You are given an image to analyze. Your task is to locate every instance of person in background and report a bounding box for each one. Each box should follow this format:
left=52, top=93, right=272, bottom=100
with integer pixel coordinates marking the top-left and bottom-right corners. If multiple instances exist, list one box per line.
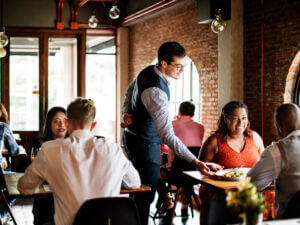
left=32, top=106, right=67, bottom=225
left=0, top=103, right=19, bottom=170
left=159, top=101, right=204, bottom=225
left=0, top=103, right=20, bottom=221
left=199, top=101, right=274, bottom=225
left=18, top=98, right=141, bottom=225
left=248, top=103, right=300, bottom=218
left=121, top=41, right=221, bottom=225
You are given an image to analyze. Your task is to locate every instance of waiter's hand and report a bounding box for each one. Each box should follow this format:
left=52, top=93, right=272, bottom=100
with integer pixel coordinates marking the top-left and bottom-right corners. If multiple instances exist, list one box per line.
left=121, top=113, right=133, bottom=128
left=192, top=159, right=222, bottom=176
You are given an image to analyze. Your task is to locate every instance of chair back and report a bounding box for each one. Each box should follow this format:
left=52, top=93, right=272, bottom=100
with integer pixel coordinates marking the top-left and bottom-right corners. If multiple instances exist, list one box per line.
left=168, top=147, right=200, bottom=186
left=170, top=146, right=200, bottom=173
left=281, top=190, right=300, bottom=219
left=72, top=197, right=140, bottom=225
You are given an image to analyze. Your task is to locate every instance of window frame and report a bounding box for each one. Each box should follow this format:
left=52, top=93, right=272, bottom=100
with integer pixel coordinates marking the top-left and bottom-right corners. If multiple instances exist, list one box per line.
left=1, top=28, right=86, bottom=132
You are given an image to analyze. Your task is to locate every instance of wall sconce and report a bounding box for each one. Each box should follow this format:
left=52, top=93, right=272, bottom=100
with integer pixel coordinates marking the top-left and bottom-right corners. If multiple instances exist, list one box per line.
left=0, top=0, right=8, bottom=57
left=88, top=10, right=98, bottom=28
left=109, top=2, right=120, bottom=20
left=211, top=9, right=226, bottom=34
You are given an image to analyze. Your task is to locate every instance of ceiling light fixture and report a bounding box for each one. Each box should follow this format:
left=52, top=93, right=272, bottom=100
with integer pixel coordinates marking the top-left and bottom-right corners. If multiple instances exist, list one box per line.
left=211, top=9, right=226, bottom=34
left=0, top=0, right=8, bottom=57
left=109, top=1, right=120, bottom=20
left=88, top=10, right=98, bottom=28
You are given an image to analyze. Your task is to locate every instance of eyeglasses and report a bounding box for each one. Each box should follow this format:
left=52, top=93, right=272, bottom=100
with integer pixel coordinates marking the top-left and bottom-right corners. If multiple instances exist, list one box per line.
left=169, top=63, right=186, bottom=72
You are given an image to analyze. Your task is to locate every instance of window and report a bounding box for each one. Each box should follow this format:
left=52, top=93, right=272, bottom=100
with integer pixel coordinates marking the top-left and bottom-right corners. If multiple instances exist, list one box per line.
left=48, top=38, right=77, bottom=109
left=85, top=35, right=116, bottom=141
left=9, top=37, right=39, bottom=131
left=169, top=58, right=202, bottom=122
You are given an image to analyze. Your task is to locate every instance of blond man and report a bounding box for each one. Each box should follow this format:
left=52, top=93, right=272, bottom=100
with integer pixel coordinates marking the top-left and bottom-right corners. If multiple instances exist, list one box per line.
left=18, top=98, right=141, bottom=225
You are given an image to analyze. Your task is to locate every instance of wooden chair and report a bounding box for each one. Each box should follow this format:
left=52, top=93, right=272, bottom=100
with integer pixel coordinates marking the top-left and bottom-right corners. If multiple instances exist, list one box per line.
left=72, top=197, right=140, bottom=225
left=0, top=169, right=17, bottom=225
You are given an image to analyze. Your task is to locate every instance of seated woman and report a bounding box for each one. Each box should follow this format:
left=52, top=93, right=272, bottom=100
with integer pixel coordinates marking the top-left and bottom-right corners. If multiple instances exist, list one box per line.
left=199, top=101, right=274, bottom=225
left=0, top=103, right=19, bottom=170
left=32, top=106, right=67, bottom=225
left=0, top=104, right=20, bottom=220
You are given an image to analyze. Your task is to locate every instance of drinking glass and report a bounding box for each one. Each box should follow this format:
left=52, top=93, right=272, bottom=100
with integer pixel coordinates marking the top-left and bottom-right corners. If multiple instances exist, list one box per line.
left=31, top=147, right=40, bottom=162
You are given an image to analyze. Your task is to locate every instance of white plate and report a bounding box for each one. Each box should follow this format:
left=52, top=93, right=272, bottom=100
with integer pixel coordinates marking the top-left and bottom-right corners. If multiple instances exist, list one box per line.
left=213, top=167, right=250, bottom=181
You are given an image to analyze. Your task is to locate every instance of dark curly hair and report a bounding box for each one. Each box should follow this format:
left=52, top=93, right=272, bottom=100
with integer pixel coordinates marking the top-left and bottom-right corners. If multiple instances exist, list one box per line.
left=42, top=106, right=66, bottom=142
left=217, top=101, right=250, bottom=141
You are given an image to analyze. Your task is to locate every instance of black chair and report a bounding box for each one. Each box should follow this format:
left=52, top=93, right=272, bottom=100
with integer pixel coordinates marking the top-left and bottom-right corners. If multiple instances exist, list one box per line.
left=0, top=169, right=17, bottom=225
left=167, top=147, right=201, bottom=224
left=281, top=190, right=300, bottom=219
left=72, top=197, right=140, bottom=225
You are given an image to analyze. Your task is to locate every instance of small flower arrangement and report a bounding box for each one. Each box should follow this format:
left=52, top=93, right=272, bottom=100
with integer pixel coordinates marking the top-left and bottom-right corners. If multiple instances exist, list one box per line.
left=226, top=177, right=268, bottom=215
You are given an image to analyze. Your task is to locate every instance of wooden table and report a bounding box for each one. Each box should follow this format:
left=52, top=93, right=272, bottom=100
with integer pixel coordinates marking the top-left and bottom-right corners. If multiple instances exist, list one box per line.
left=4, top=173, right=151, bottom=198
left=183, top=171, right=274, bottom=192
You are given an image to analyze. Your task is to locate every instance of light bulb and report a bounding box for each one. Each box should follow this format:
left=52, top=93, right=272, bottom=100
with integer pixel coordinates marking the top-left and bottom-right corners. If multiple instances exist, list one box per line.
left=211, top=9, right=227, bottom=34
left=88, top=11, right=98, bottom=28
left=0, top=32, right=8, bottom=47
left=109, top=5, right=120, bottom=20
left=0, top=47, right=7, bottom=58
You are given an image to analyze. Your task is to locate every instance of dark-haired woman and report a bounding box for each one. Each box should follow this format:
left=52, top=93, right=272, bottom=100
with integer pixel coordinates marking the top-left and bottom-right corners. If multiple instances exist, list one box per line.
left=33, top=106, right=67, bottom=225
left=199, top=101, right=274, bottom=225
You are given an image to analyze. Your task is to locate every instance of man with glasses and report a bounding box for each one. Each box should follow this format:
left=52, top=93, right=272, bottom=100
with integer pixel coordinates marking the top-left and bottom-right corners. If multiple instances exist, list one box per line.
left=121, top=41, right=221, bottom=225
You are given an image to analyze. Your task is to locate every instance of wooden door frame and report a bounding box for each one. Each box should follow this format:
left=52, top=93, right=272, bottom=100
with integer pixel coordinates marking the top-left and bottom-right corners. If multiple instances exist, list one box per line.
left=1, top=28, right=86, bottom=132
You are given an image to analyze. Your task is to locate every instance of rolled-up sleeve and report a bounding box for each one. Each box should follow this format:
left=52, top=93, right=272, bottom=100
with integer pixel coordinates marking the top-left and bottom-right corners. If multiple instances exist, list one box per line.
left=4, top=124, right=20, bottom=156
left=141, top=87, right=196, bottom=163
left=18, top=149, right=47, bottom=195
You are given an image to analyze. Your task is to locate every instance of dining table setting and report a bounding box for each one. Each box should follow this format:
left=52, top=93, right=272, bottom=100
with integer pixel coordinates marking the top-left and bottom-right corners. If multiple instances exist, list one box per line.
left=4, top=172, right=151, bottom=198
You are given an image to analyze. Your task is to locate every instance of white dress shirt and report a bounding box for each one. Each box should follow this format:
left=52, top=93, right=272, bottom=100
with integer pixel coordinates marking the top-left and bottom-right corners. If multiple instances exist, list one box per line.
left=18, top=129, right=141, bottom=225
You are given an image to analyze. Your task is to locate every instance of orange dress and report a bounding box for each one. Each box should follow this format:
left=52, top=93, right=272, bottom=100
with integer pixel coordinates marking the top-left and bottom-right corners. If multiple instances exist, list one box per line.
left=199, top=130, right=275, bottom=225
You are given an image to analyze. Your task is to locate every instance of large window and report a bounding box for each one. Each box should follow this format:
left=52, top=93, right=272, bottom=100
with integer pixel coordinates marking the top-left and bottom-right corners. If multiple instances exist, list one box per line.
left=48, top=38, right=77, bottom=109
left=9, top=37, right=39, bottom=131
left=169, top=58, right=202, bottom=122
left=85, top=35, right=116, bottom=141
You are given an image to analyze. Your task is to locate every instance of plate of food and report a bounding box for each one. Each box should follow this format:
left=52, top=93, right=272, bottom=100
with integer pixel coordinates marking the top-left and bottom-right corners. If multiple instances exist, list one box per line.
left=213, top=167, right=250, bottom=181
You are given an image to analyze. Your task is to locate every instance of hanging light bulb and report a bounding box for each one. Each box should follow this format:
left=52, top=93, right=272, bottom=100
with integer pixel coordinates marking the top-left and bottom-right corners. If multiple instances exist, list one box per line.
left=88, top=10, right=98, bottom=28
left=109, top=4, right=120, bottom=20
left=0, top=47, right=6, bottom=58
left=0, top=31, right=8, bottom=47
left=211, top=9, right=227, bottom=34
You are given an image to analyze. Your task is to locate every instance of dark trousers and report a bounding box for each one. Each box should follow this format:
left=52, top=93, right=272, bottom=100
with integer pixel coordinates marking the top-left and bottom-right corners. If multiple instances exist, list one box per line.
left=32, top=196, right=55, bottom=225
left=123, top=131, right=161, bottom=225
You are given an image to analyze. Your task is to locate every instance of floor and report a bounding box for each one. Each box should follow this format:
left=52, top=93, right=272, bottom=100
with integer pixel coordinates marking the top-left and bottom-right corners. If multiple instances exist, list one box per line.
left=8, top=194, right=200, bottom=225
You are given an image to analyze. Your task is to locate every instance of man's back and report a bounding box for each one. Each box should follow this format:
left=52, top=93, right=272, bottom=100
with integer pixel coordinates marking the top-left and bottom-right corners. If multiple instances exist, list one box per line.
left=18, top=130, right=140, bottom=225
left=277, top=133, right=300, bottom=218
left=172, top=116, right=204, bottom=147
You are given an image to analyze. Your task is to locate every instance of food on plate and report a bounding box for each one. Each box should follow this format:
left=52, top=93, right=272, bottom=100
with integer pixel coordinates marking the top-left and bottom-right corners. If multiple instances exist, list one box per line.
left=223, top=170, right=245, bottom=178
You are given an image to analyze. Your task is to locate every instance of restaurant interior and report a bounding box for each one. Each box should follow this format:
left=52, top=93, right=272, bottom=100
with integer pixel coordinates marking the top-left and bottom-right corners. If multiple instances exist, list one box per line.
left=0, top=0, right=300, bottom=224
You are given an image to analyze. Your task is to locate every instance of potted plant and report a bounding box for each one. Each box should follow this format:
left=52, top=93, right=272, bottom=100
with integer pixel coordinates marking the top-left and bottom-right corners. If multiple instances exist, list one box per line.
left=226, top=177, right=269, bottom=225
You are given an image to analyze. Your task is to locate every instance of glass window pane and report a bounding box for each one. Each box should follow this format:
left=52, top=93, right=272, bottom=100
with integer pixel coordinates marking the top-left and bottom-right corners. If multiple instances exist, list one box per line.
left=48, top=38, right=77, bottom=109
left=168, top=57, right=201, bottom=123
left=85, top=36, right=116, bottom=141
left=9, top=37, right=39, bottom=131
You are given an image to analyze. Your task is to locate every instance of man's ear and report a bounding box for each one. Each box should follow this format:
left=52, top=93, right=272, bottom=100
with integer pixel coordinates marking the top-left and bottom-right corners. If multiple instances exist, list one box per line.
left=64, top=118, right=69, bottom=128
left=90, top=121, right=97, bottom=131
left=161, top=60, right=168, bottom=68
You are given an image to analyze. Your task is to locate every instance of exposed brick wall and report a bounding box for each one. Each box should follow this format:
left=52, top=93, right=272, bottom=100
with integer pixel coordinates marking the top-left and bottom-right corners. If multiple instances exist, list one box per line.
left=244, top=0, right=300, bottom=146
left=127, top=0, right=218, bottom=139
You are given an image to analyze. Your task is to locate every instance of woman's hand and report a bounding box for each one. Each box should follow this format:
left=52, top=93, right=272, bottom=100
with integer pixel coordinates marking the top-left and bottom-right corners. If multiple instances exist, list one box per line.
left=192, top=159, right=217, bottom=176
left=205, top=162, right=223, bottom=172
